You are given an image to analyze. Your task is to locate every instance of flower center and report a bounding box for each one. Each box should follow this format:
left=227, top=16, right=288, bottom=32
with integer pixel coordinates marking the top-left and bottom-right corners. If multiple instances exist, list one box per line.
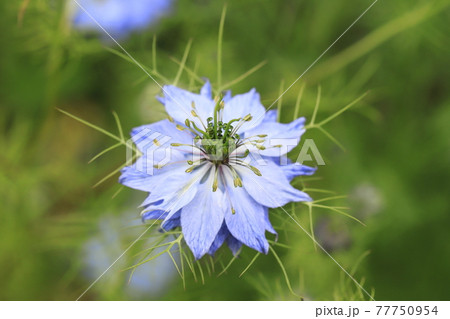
left=183, top=96, right=254, bottom=164
left=169, top=95, right=266, bottom=197
left=199, top=116, right=241, bottom=163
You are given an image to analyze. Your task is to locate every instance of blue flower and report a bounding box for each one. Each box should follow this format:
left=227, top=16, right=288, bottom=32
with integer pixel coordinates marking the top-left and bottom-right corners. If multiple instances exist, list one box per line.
left=120, top=81, right=316, bottom=259
left=72, top=0, right=173, bottom=38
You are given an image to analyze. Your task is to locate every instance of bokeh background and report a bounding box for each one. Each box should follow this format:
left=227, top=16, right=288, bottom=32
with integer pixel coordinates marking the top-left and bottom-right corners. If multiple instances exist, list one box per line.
left=0, top=0, right=449, bottom=301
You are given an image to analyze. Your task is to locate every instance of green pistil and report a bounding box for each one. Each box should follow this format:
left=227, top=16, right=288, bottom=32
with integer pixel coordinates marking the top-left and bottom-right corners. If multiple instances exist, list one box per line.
left=213, top=95, right=223, bottom=139
left=190, top=120, right=208, bottom=137
left=222, top=118, right=240, bottom=141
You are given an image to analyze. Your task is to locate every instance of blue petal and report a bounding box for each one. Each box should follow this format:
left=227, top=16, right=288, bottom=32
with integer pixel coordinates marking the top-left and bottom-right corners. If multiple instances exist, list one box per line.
left=222, top=88, right=266, bottom=133
left=150, top=164, right=212, bottom=222
left=243, top=117, right=306, bottom=157
left=226, top=235, right=243, bottom=256
left=161, top=210, right=181, bottom=231
left=119, top=150, right=187, bottom=192
left=120, top=118, right=197, bottom=192
left=263, top=207, right=277, bottom=236
left=119, top=158, right=188, bottom=192
left=141, top=209, right=167, bottom=221
left=159, top=85, right=215, bottom=131
left=130, top=119, right=193, bottom=154
left=119, top=166, right=152, bottom=192
left=141, top=209, right=180, bottom=231
left=122, top=163, right=211, bottom=227
left=234, top=159, right=312, bottom=208
left=72, top=0, right=127, bottom=37
left=127, top=0, right=172, bottom=29
left=200, top=80, right=212, bottom=99
left=72, top=0, right=172, bottom=38
left=222, top=90, right=232, bottom=103
left=208, top=223, right=229, bottom=256
left=262, top=110, right=278, bottom=123
left=140, top=198, right=164, bottom=209
left=222, top=166, right=269, bottom=254
left=208, top=224, right=246, bottom=256
left=180, top=167, right=226, bottom=259
left=281, top=164, right=317, bottom=181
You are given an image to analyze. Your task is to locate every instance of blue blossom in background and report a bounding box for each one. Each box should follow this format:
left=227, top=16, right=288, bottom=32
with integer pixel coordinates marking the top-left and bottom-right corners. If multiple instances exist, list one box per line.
left=71, top=0, right=173, bottom=38
left=83, top=212, right=176, bottom=298
left=120, top=82, right=316, bottom=259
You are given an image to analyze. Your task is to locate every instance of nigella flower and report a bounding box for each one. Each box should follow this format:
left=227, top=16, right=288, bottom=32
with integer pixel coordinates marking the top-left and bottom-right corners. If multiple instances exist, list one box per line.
left=71, top=0, right=173, bottom=38
left=120, top=81, right=316, bottom=259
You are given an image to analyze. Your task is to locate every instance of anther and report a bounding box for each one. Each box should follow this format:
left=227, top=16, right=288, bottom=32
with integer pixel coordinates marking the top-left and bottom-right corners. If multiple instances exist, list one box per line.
left=236, top=149, right=250, bottom=158
left=153, top=139, right=161, bottom=146
left=249, top=165, right=262, bottom=176
left=233, top=176, right=243, bottom=187
left=185, top=166, right=194, bottom=173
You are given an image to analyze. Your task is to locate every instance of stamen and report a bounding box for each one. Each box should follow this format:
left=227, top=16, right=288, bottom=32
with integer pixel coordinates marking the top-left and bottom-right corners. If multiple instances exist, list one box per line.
left=154, top=157, right=205, bottom=169
left=235, top=160, right=262, bottom=176
left=185, top=166, right=194, bottom=173
left=189, top=104, right=208, bottom=129
left=249, top=165, right=262, bottom=176
left=212, top=165, right=219, bottom=192
left=181, top=120, right=203, bottom=137
left=153, top=139, right=161, bottom=146
left=176, top=125, right=185, bottom=131
left=187, top=158, right=207, bottom=166
left=235, top=149, right=250, bottom=159
left=230, top=114, right=252, bottom=136
left=237, top=135, right=267, bottom=147
left=219, top=168, right=237, bottom=215
left=227, top=165, right=243, bottom=188
left=171, top=143, right=206, bottom=154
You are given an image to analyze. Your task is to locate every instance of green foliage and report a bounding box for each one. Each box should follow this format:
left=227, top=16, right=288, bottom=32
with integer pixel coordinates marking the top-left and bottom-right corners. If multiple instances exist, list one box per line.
left=0, top=0, right=449, bottom=301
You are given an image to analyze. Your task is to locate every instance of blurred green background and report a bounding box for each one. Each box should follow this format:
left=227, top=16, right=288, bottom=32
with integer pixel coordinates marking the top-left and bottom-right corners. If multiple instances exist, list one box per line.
left=0, top=0, right=449, bottom=300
